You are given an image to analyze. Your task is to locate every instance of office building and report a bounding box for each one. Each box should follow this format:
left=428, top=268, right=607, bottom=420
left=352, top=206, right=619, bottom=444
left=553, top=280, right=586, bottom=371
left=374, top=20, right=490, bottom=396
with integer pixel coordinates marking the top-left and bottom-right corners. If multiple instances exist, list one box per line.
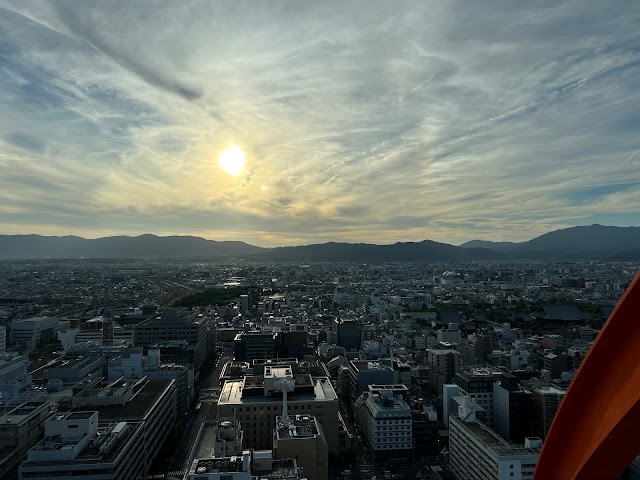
left=71, top=377, right=176, bottom=469
left=343, top=360, right=395, bottom=403
left=217, top=365, right=340, bottom=454
left=240, top=294, right=250, bottom=313
left=426, top=349, right=462, bottom=397
left=355, top=387, right=412, bottom=461
left=334, top=318, right=362, bottom=350
left=449, top=398, right=541, bottom=480
left=454, top=366, right=504, bottom=428
left=0, top=401, right=54, bottom=480
left=107, top=348, right=192, bottom=415
left=413, top=405, right=439, bottom=460
left=18, top=411, right=147, bottom=480
left=274, top=414, right=328, bottom=480
left=10, top=317, right=58, bottom=352
left=134, top=308, right=210, bottom=372
left=233, top=331, right=276, bottom=361
left=42, top=356, right=103, bottom=384
left=493, top=381, right=536, bottom=443
left=529, top=383, right=566, bottom=439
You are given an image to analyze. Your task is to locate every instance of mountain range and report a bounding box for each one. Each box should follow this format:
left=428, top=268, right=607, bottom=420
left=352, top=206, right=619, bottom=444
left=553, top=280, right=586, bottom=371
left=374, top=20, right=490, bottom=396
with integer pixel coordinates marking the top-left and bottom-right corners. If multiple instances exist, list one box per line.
left=0, top=224, right=638, bottom=261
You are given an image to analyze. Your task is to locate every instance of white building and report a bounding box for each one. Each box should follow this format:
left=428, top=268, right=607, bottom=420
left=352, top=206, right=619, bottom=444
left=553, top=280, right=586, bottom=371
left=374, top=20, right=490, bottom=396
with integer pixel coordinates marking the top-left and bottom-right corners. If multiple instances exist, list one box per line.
left=355, top=387, right=412, bottom=460
left=449, top=398, right=541, bottom=480
left=19, top=411, right=148, bottom=480
left=10, top=317, right=58, bottom=352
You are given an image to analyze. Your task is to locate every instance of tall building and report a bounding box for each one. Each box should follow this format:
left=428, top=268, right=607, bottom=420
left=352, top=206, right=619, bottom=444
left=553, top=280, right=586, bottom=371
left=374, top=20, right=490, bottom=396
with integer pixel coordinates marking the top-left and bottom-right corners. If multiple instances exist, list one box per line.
left=274, top=414, right=328, bottom=480
left=413, top=405, right=439, bottom=460
left=133, top=308, right=210, bottom=372
left=454, top=366, right=504, bottom=428
left=240, top=294, right=250, bottom=313
left=449, top=398, right=541, bottom=480
left=18, top=411, right=148, bottom=480
left=355, top=387, right=412, bottom=461
left=343, top=360, right=395, bottom=403
left=334, top=318, right=362, bottom=351
left=234, top=331, right=276, bottom=361
left=217, top=365, right=341, bottom=454
left=528, top=383, right=566, bottom=439
left=493, top=381, right=536, bottom=443
left=426, top=349, right=462, bottom=396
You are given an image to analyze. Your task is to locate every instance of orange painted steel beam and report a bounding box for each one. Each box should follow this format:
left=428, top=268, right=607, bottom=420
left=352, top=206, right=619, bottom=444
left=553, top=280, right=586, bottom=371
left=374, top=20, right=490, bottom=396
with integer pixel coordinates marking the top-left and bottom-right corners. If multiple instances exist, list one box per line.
left=534, top=273, right=640, bottom=480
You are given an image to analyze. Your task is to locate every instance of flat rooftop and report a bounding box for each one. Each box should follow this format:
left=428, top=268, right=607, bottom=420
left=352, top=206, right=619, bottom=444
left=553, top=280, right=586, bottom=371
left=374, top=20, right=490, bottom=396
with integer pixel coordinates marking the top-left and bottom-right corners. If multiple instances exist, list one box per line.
left=367, top=394, right=411, bottom=417
left=534, top=384, right=566, bottom=395
left=74, top=379, right=173, bottom=421
left=193, top=456, right=246, bottom=474
left=351, top=360, right=393, bottom=372
left=27, top=421, right=142, bottom=465
left=452, top=416, right=541, bottom=457
left=218, top=376, right=336, bottom=404
left=0, top=401, right=50, bottom=425
left=276, top=414, right=319, bottom=439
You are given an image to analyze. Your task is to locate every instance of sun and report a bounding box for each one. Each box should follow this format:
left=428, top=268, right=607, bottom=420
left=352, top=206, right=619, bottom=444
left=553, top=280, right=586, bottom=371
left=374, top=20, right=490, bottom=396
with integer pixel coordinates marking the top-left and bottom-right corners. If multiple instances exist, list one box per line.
left=220, top=147, right=246, bottom=176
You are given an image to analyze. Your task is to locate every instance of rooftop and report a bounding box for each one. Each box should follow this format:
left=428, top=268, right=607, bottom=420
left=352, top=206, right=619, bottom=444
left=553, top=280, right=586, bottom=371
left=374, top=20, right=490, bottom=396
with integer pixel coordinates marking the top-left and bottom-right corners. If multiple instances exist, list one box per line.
left=28, top=421, right=142, bottom=465
left=451, top=415, right=541, bottom=457
left=350, top=360, right=393, bottom=372
left=0, top=401, right=51, bottom=425
left=218, top=376, right=336, bottom=404
left=276, top=414, right=319, bottom=439
left=73, top=378, right=174, bottom=421
left=193, top=456, right=247, bottom=474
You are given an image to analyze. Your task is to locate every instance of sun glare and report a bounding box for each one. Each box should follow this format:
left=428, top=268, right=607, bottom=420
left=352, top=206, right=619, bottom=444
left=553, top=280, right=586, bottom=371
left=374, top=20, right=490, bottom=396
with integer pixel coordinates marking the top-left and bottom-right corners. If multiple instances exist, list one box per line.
left=220, top=147, right=246, bottom=176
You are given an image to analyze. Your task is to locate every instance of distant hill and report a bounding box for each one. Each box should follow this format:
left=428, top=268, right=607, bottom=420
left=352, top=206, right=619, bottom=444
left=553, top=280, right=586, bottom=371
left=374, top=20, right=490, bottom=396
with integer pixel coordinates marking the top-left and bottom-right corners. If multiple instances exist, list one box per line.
left=249, top=240, right=503, bottom=262
left=2, top=224, right=638, bottom=261
left=460, top=225, right=640, bottom=259
left=0, top=234, right=267, bottom=259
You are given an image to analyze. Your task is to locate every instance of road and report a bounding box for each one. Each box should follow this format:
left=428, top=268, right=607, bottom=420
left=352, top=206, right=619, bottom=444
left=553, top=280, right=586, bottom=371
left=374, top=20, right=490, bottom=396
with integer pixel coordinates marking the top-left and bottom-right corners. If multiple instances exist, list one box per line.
left=165, top=354, right=229, bottom=478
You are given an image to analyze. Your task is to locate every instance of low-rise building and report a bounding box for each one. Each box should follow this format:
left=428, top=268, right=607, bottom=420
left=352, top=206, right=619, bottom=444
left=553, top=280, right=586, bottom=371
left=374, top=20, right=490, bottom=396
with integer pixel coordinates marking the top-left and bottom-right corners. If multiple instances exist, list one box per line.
left=18, top=411, right=147, bottom=480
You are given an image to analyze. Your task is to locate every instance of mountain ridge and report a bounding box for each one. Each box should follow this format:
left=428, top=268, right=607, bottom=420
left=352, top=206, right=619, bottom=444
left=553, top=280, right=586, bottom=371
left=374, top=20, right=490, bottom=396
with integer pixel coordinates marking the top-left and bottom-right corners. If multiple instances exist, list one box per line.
left=0, top=224, right=639, bottom=260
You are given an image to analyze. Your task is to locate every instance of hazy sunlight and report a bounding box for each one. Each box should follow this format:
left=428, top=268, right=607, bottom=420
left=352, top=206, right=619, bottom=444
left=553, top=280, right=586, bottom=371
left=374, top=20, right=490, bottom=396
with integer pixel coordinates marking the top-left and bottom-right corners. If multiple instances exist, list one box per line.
left=220, top=147, right=246, bottom=176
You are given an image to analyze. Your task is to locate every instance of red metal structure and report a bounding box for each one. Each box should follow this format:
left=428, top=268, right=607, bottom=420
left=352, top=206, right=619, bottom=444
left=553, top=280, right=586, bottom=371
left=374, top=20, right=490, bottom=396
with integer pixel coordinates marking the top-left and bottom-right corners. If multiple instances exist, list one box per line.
left=534, top=273, right=640, bottom=480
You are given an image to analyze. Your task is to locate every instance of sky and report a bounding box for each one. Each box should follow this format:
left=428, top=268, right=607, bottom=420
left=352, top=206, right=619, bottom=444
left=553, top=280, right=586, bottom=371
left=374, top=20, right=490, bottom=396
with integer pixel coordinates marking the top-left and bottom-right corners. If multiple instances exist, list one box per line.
left=1, top=0, right=639, bottom=247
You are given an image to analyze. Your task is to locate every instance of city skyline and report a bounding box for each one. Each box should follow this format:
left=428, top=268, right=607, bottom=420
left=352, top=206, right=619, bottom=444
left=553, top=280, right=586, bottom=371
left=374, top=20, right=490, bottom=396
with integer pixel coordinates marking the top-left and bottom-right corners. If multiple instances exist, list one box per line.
left=1, top=1, right=640, bottom=247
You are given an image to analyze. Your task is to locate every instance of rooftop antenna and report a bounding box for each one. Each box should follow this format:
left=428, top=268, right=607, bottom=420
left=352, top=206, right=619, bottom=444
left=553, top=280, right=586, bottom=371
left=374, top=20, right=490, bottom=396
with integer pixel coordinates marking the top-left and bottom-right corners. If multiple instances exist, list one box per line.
left=275, top=377, right=295, bottom=429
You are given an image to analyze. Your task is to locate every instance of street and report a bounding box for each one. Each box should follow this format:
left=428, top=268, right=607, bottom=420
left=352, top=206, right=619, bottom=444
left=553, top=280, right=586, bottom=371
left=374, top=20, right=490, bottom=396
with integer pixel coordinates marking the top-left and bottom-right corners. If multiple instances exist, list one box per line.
left=164, top=354, right=229, bottom=478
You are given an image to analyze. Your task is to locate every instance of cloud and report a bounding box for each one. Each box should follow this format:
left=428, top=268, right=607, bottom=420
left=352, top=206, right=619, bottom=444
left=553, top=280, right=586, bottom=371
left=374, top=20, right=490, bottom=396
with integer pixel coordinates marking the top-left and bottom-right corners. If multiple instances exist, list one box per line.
left=0, top=0, right=639, bottom=246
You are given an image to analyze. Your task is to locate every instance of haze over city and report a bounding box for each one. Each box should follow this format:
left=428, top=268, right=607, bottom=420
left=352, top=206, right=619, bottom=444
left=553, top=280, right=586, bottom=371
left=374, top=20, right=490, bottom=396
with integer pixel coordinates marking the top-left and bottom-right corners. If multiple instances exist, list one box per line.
left=1, top=0, right=639, bottom=247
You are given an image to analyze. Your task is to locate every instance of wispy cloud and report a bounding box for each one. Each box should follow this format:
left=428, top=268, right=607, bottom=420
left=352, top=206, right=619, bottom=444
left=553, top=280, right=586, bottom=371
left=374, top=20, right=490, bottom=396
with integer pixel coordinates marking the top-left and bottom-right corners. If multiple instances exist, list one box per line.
left=0, top=0, right=639, bottom=246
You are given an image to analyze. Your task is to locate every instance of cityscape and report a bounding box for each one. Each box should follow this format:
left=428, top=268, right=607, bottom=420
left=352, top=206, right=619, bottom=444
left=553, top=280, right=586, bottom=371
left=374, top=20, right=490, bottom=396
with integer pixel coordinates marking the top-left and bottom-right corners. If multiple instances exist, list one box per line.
left=2, top=0, right=640, bottom=479
left=0, top=255, right=638, bottom=479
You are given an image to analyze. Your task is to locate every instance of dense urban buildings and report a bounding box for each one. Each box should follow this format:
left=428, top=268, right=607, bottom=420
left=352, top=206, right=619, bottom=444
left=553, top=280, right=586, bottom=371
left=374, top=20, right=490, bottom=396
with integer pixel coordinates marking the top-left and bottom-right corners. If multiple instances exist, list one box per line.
left=0, top=258, right=637, bottom=479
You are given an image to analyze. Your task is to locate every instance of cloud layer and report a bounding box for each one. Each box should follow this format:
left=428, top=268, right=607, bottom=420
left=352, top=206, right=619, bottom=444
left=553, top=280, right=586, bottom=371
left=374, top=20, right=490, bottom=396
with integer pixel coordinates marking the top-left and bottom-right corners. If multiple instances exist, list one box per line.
left=1, top=0, right=639, bottom=246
